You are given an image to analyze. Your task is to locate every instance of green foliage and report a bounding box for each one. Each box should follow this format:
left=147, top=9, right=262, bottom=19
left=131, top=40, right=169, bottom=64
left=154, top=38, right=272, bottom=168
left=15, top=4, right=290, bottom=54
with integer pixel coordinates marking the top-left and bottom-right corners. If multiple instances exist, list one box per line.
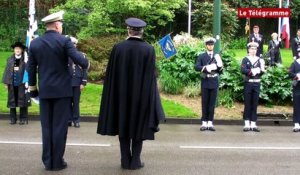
left=157, top=44, right=202, bottom=86
left=183, top=82, right=201, bottom=98
left=227, top=38, right=247, bottom=49
left=260, top=65, right=292, bottom=104
left=159, top=71, right=184, bottom=94
left=217, top=89, right=235, bottom=108
left=193, top=2, right=239, bottom=42
left=77, top=35, right=124, bottom=81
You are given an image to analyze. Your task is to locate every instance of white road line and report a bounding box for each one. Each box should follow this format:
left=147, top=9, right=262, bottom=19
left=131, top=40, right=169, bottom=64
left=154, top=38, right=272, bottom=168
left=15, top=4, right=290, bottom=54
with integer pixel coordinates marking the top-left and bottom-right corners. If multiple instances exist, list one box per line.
left=180, top=146, right=300, bottom=150
left=0, top=141, right=111, bottom=147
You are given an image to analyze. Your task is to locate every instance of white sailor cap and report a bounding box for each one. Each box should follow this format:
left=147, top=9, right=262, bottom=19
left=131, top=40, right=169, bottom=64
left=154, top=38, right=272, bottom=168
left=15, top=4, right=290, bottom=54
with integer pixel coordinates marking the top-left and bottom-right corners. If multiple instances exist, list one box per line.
left=42, top=11, right=64, bottom=24
left=204, top=37, right=216, bottom=45
left=70, top=36, right=78, bottom=44
left=247, top=42, right=259, bottom=48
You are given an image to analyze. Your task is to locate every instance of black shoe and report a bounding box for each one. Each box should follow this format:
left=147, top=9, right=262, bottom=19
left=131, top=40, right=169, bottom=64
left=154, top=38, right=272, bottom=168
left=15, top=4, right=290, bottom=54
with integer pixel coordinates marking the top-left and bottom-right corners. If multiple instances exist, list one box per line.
left=200, top=126, right=207, bottom=131
left=68, top=121, right=72, bottom=127
left=130, top=162, right=144, bottom=170
left=10, top=118, right=17, bottom=125
left=208, top=127, right=216, bottom=131
left=74, top=122, right=80, bottom=128
left=45, top=162, right=67, bottom=171
left=293, top=128, right=299, bottom=132
left=251, top=127, right=260, bottom=132
left=243, top=127, right=250, bottom=132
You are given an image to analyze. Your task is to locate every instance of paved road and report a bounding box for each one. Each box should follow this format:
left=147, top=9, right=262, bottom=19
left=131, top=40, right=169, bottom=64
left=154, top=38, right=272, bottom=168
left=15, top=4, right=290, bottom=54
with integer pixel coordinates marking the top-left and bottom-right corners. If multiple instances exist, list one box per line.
left=0, top=120, right=299, bottom=175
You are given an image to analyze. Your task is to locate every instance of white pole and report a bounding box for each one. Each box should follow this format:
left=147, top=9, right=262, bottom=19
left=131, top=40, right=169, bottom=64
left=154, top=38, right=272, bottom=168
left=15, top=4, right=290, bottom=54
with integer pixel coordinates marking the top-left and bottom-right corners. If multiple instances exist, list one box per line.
left=188, top=0, right=191, bottom=36
left=278, top=0, right=282, bottom=36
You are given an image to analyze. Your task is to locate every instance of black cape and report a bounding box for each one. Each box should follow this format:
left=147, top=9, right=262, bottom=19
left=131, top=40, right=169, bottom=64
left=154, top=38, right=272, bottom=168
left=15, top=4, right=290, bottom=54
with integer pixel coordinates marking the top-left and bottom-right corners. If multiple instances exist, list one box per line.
left=97, top=37, right=165, bottom=140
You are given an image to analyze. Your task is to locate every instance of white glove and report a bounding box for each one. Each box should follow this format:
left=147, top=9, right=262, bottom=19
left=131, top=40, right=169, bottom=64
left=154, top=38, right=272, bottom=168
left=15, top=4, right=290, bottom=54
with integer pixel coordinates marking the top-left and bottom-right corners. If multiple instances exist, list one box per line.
left=209, top=63, right=218, bottom=71
left=205, top=65, right=212, bottom=73
left=25, top=82, right=28, bottom=88
left=294, top=56, right=297, bottom=60
left=278, top=38, right=282, bottom=42
left=259, top=54, right=262, bottom=58
left=259, top=59, right=266, bottom=72
left=215, top=54, right=223, bottom=67
left=251, top=67, right=261, bottom=76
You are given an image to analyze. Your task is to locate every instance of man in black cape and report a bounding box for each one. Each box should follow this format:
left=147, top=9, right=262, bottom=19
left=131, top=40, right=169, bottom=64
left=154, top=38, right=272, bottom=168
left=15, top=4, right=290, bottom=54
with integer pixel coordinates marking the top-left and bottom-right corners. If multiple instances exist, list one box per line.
left=97, top=17, right=165, bottom=170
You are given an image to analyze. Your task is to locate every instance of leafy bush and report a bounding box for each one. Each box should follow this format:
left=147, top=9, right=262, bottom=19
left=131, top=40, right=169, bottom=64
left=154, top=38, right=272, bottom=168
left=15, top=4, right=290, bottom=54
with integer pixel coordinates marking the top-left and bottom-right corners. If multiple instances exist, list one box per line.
left=217, top=89, right=235, bottom=108
left=183, top=82, right=201, bottom=97
left=227, top=38, right=247, bottom=49
left=159, top=71, right=184, bottom=94
left=260, top=65, right=292, bottom=104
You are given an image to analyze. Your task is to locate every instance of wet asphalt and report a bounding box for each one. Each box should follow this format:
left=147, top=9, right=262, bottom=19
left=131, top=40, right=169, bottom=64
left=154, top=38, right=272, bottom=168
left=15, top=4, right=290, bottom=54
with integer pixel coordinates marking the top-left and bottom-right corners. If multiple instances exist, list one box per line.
left=0, top=119, right=299, bottom=175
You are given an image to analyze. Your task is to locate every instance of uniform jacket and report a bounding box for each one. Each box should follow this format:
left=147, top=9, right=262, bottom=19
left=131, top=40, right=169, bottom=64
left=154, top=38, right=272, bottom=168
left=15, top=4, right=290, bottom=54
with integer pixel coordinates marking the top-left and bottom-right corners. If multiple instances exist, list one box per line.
left=292, top=37, right=300, bottom=57
left=2, top=55, right=27, bottom=107
left=97, top=37, right=165, bottom=141
left=195, top=52, right=222, bottom=89
left=248, top=33, right=264, bottom=57
left=289, top=60, right=300, bottom=89
left=267, top=40, right=282, bottom=58
left=28, top=30, right=89, bottom=99
left=241, top=56, right=264, bottom=82
left=69, top=56, right=88, bottom=87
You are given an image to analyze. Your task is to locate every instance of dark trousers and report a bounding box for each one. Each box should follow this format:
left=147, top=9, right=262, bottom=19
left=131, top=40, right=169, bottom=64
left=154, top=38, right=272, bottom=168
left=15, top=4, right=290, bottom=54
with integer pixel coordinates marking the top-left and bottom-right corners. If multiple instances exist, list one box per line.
left=40, top=97, right=71, bottom=169
left=70, top=86, right=81, bottom=122
left=243, top=83, right=260, bottom=121
left=10, top=107, right=27, bottom=120
left=201, top=88, right=217, bottom=121
left=119, top=137, right=143, bottom=169
left=293, top=89, right=300, bottom=123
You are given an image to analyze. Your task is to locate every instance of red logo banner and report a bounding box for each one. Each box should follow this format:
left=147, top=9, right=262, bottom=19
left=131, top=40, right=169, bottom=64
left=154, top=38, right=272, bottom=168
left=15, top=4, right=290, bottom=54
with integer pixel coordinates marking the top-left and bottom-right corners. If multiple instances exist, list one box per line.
left=238, top=8, right=290, bottom=18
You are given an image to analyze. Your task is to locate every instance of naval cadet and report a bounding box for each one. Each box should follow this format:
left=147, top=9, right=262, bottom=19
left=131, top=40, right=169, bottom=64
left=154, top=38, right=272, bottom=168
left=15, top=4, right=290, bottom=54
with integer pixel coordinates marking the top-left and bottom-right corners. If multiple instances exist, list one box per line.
left=27, top=11, right=89, bottom=171
left=292, top=29, right=300, bottom=60
left=241, top=42, right=266, bottom=132
left=68, top=36, right=88, bottom=128
left=248, top=25, right=264, bottom=57
left=195, top=37, right=223, bottom=131
left=288, top=50, right=300, bottom=132
left=97, top=17, right=165, bottom=170
left=2, top=42, right=29, bottom=125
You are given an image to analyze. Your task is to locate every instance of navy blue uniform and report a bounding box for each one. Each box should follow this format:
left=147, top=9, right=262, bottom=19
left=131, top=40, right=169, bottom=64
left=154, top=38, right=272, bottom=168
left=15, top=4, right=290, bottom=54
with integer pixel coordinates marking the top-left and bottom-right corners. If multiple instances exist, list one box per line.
left=28, top=30, right=89, bottom=170
left=289, top=60, right=300, bottom=123
left=248, top=34, right=264, bottom=57
left=292, top=37, right=300, bottom=58
left=241, top=57, right=263, bottom=122
left=69, top=57, right=88, bottom=123
left=195, top=52, right=222, bottom=122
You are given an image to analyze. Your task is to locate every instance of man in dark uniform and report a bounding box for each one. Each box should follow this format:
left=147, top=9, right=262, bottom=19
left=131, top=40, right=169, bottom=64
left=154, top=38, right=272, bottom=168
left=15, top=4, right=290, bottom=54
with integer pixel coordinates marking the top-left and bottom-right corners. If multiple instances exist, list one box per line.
left=195, top=38, right=223, bottom=131
left=292, top=29, right=300, bottom=60
left=97, top=17, right=165, bottom=170
left=68, top=36, right=88, bottom=128
left=27, top=11, right=89, bottom=171
left=248, top=25, right=263, bottom=57
left=289, top=50, right=300, bottom=132
left=241, top=42, right=266, bottom=132
left=2, top=42, right=29, bottom=125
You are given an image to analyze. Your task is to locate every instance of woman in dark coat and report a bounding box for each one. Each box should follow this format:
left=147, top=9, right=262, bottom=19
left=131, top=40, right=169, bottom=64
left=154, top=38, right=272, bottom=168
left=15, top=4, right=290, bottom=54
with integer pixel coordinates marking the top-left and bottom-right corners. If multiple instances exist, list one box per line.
left=2, top=42, right=29, bottom=125
left=267, top=32, right=282, bottom=66
left=289, top=50, right=300, bottom=132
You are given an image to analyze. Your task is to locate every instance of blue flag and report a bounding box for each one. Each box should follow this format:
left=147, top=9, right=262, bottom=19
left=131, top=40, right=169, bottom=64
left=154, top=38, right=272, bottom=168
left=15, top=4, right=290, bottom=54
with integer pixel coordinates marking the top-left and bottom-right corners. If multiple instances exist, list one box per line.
left=158, top=34, right=177, bottom=59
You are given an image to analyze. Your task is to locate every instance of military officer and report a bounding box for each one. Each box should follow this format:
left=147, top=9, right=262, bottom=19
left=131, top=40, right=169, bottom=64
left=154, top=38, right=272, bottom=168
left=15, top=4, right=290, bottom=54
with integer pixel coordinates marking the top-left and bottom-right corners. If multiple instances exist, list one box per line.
left=195, top=37, right=223, bottom=131
left=267, top=32, right=282, bottom=66
left=289, top=50, right=300, bottom=132
left=2, top=42, right=29, bottom=125
left=292, top=29, right=300, bottom=60
left=248, top=25, right=264, bottom=57
left=241, top=42, right=266, bottom=132
left=27, top=11, right=89, bottom=171
left=68, top=36, right=88, bottom=128
left=97, top=17, right=165, bottom=170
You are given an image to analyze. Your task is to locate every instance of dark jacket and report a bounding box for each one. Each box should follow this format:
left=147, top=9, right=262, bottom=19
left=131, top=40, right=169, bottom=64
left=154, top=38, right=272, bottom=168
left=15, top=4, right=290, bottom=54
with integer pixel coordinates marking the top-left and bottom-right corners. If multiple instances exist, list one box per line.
left=248, top=33, right=264, bottom=57
left=241, top=56, right=264, bottom=82
left=267, top=40, right=282, bottom=64
left=28, top=30, right=89, bottom=99
left=292, top=37, right=300, bottom=57
left=195, top=52, right=222, bottom=89
left=69, top=55, right=88, bottom=87
left=289, top=60, right=300, bottom=89
left=2, top=55, right=27, bottom=107
left=97, top=37, right=165, bottom=141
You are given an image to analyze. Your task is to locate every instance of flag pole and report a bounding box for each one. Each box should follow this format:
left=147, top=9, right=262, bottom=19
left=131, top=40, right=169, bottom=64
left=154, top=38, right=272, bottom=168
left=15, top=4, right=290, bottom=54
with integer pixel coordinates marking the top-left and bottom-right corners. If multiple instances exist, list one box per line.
left=278, top=0, right=282, bottom=37
left=188, top=0, right=191, bottom=36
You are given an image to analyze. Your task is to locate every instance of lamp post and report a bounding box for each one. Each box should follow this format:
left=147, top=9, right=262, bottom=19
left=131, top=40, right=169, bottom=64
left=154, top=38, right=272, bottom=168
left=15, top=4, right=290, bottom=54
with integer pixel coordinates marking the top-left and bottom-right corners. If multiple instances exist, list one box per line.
left=213, top=0, right=221, bottom=53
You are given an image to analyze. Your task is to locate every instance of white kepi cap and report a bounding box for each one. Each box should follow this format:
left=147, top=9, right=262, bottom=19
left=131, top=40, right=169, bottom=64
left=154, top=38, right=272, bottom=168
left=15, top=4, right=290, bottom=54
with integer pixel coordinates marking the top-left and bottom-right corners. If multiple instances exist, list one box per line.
left=42, top=11, right=64, bottom=24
